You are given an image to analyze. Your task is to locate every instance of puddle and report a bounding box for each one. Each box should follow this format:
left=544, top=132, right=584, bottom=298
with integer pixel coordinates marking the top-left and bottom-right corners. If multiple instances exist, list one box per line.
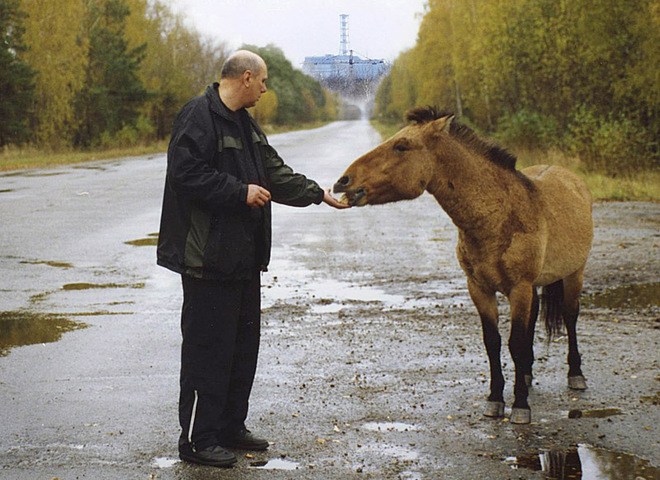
left=567, top=408, right=623, bottom=419
left=506, top=443, right=659, bottom=479
left=583, top=283, right=660, bottom=309
left=152, top=457, right=180, bottom=469
left=263, top=255, right=471, bottom=313
left=249, top=458, right=300, bottom=470
left=399, top=472, right=423, bottom=480
left=362, top=421, right=421, bottom=432
left=125, top=233, right=159, bottom=247
left=0, top=311, right=88, bottom=357
left=362, top=442, right=419, bottom=461
left=72, top=165, right=107, bottom=171
left=0, top=171, right=69, bottom=177
left=21, top=260, right=74, bottom=269
left=61, top=282, right=145, bottom=290
left=264, top=273, right=406, bottom=312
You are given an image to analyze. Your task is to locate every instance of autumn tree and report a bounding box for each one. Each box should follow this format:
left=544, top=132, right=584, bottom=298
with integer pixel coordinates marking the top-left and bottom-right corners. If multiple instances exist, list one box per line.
left=375, top=0, right=660, bottom=172
left=74, top=0, right=148, bottom=147
left=245, top=44, right=333, bottom=125
left=21, top=0, right=87, bottom=148
left=0, top=0, right=35, bottom=146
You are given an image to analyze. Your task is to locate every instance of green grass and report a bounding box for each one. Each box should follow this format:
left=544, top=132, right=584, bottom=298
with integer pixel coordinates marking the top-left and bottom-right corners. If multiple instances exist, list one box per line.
left=370, top=119, right=660, bottom=202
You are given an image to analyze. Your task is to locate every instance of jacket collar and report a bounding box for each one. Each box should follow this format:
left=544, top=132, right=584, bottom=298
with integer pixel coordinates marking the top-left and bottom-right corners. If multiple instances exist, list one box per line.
left=206, top=82, right=265, bottom=144
left=206, top=82, right=238, bottom=123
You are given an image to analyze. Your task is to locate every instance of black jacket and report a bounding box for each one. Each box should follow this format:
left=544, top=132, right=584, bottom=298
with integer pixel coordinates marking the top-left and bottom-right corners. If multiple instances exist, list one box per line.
left=157, top=83, right=324, bottom=280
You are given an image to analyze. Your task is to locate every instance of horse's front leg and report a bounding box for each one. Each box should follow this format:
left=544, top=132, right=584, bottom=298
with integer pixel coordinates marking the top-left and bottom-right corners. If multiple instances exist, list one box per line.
left=508, top=282, right=535, bottom=424
left=467, top=280, right=504, bottom=418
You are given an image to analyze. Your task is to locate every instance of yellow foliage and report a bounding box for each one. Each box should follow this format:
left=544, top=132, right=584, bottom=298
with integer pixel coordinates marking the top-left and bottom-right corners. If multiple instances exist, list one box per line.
left=21, top=0, right=87, bottom=148
left=250, top=90, right=278, bottom=125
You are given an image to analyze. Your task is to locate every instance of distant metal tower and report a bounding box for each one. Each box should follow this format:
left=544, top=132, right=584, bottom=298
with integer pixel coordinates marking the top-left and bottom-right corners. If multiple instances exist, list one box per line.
left=339, top=14, right=350, bottom=55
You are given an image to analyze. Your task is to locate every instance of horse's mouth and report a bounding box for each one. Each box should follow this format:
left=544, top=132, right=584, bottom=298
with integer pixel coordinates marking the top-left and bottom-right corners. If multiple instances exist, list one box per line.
left=334, top=187, right=366, bottom=206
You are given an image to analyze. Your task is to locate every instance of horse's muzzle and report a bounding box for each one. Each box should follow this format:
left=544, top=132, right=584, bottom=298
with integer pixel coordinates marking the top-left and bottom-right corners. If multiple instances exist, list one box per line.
left=333, top=176, right=366, bottom=206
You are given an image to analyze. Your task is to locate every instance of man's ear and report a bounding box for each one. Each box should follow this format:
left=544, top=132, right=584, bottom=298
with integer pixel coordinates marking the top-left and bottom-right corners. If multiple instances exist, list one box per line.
left=243, top=70, right=252, bottom=87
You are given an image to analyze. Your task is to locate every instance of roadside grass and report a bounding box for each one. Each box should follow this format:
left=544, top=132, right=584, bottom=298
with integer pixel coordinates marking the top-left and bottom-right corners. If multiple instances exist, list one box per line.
left=371, top=119, right=660, bottom=202
left=260, top=120, right=333, bottom=135
left=0, top=121, right=332, bottom=173
left=0, top=142, right=169, bottom=172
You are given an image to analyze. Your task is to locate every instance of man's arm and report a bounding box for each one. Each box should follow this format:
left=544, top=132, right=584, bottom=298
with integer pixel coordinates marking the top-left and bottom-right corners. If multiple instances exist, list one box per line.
left=263, top=144, right=348, bottom=209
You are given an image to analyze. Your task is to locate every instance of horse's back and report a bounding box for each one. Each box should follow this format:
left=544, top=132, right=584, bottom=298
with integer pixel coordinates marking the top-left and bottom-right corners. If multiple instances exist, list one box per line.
left=522, top=165, right=593, bottom=286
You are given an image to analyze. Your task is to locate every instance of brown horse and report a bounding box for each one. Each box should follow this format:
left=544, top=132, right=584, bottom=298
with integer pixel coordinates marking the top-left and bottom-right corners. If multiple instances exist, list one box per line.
left=333, top=107, right=593, bottom=424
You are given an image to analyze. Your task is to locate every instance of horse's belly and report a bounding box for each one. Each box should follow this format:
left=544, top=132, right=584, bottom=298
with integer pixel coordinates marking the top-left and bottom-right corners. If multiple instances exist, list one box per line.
left=525, top=165, right=594, bottom=286
left=535, top=242, right=591, bottom=286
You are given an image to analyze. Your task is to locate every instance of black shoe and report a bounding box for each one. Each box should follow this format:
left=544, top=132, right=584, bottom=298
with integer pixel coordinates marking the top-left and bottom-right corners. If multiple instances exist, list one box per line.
left=220, top=428, right=269, bottom=451
left=179, top=444, right=237, bottom=467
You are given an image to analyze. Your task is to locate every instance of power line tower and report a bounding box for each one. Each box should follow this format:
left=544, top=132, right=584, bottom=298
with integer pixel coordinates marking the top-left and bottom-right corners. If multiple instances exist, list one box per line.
left=339, top=14, right=349, bottom=55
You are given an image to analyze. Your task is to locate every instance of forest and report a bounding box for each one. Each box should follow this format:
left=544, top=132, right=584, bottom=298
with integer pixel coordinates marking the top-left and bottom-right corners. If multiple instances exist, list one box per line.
left=0, top=0, right=338, bottom=151
left=375, top=0, right=659, bottom=176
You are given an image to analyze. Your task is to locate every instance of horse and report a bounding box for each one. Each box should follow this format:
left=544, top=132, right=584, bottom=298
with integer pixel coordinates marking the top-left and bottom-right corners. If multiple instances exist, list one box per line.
left=333, top=107, right=593, bottom=424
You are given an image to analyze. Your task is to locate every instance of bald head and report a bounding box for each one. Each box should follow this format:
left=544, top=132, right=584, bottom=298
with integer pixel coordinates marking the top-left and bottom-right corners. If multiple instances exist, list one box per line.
left=221, top=50, right=266, bottom=79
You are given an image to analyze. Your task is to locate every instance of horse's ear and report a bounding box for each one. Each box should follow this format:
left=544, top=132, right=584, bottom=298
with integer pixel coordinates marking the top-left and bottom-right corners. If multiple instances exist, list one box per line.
left=431, top=115, right=454, bottom=136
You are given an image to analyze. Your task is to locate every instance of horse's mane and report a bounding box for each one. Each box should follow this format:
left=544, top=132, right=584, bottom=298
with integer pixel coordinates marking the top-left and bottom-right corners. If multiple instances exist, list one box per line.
left=406, top=106, right=518, bottom=172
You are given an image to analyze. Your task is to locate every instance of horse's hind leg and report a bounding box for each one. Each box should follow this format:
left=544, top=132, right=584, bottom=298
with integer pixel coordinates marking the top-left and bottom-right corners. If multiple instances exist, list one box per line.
left=523, top=288, right=539, bottom=387
left=467, top=280, right=504, bottom=418
left=564, top=269, right=587, bottom=390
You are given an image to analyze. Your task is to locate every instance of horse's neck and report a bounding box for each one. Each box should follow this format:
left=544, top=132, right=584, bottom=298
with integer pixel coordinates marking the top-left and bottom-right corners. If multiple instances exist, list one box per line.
left=429, top=153, right=518, bottom=235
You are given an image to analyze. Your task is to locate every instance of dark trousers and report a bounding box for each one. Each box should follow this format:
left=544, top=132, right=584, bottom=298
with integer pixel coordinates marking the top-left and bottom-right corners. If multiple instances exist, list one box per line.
left=178, top=272, right=261, bottom=451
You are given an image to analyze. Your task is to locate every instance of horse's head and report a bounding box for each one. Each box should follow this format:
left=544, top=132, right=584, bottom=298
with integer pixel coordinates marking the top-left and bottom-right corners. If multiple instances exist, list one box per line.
left=333, top=110, right=455, bottom=206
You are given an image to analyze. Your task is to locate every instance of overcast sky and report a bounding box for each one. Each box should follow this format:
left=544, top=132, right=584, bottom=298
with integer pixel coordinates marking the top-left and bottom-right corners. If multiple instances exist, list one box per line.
left=168, top=0, right=427, bottom=68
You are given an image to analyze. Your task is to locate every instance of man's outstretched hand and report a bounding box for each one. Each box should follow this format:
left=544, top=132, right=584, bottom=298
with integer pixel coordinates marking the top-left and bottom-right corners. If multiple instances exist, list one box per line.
left=323, top=188, right=351, bottom=209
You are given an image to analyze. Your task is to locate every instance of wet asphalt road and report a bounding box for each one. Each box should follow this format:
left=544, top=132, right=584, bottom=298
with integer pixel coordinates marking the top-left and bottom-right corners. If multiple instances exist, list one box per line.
left=0, top=121, right=659, bottom=480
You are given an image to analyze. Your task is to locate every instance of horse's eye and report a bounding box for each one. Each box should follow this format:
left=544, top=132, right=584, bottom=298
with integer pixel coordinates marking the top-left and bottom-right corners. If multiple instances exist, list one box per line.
left=394, top=143, right=408, bottom=152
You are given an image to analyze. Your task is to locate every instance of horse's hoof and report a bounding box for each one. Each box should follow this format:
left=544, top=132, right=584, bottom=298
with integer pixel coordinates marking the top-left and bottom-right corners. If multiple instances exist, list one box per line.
left=510, top=408, right=532, bottom=424
left=525, top=374, right=533, bottom=387
left=484, top=401, right=505, bottom=418
left=568, top=375, right=587, bottom=390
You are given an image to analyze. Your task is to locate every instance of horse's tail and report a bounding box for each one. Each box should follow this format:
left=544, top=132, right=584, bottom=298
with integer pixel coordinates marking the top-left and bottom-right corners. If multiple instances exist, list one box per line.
left=541, top=280, right=564, bottom=340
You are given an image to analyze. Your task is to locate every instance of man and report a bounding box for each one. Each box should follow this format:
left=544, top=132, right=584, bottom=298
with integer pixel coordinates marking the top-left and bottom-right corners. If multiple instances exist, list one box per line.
left=157, top=50, right=349, bottom=468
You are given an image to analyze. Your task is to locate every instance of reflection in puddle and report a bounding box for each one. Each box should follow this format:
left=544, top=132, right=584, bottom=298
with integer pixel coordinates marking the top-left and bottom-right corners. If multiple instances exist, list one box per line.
left=0, top=311, right=87, bottom=356
left=125, top=233, right=159, bottom=247
left=152, top=457, right=180, bottom=468
left=249, top=458, right=300, bottom=470
left=61, top=282, right=145, bottom=290
left=583, top=283, right=660, bottom=309
left=567, top=408, right=623, bottom=419
left=362, top=421, right=421, bottom=432
left=507, top=444, right=659, bottom=479
left=21, top=260, right=73, bottom=268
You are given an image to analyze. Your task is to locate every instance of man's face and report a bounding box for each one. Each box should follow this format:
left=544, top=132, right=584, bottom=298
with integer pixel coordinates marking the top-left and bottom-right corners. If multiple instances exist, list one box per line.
left=245, top=64, right=268, bottom=108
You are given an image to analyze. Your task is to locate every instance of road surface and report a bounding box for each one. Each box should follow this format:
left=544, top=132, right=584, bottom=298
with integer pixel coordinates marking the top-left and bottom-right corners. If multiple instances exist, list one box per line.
left=0, top=120, right=658, bottom=479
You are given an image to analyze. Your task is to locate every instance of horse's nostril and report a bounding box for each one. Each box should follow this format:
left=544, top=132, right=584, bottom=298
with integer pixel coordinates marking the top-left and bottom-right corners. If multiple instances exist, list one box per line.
left=338, top=175, right=350, bottom=186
